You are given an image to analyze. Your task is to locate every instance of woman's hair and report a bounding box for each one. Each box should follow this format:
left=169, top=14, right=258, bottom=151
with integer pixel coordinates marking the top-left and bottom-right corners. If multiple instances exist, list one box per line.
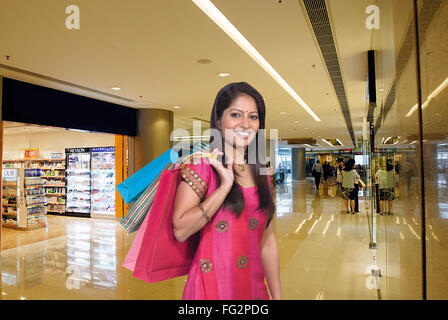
left=344, top=158, right=355, bottom=171
left=209, top=82, right=275, bottom=221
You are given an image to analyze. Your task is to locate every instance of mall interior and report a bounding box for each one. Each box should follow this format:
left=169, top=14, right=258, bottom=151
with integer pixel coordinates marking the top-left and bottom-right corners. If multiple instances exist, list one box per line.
left=0, top=0, right=446, bottom=300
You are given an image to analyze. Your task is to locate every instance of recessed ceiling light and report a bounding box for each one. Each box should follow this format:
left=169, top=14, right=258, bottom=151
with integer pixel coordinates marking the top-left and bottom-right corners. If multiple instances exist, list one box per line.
left=304, top=127, right=309, bottom=130
left=193, top=0, right=321, bottom=122
left=218, top=72, right=230, bottom=77
left=110, top=87, right=121, bottom=91
left=173, top=106, right=181, bottom=109
left=280, top=112, right=286, bottom=115
left=197, top=58, right=213, bottom=64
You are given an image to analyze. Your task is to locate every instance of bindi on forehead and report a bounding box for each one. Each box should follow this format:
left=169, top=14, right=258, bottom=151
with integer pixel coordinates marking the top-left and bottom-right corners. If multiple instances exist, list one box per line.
left=228, top=108, right=258, bottom=114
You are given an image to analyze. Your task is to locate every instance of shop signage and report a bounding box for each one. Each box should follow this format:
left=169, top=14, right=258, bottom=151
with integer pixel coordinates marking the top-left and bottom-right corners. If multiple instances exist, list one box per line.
left=91, top=147, right=115, bottom=153
left=19, top=148, right=39, bottom=159
left=66, top=148, right=91, bottom=153
left=51, top=153, right=64, bottom=159
left=2, top=169, right=17, bottom=179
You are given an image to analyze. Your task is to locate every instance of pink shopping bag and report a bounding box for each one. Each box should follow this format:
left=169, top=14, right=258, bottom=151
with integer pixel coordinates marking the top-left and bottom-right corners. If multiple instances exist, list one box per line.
left=123, top=168, right=199, bottom=283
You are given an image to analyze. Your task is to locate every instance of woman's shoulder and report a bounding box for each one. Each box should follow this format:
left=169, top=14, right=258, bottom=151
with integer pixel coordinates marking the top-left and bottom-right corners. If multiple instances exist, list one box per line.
left=179, top=156, right=213, bottom=177
left=177, top=157, right=214, bottom=200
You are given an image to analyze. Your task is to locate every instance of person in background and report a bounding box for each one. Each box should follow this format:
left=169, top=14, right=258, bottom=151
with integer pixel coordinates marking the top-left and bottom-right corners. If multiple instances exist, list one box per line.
left=336, top=159, right=344, bottom=196
left=341, top=159, right=360, bottom=214
left=312, top=160, right=324, bottom=190
left=353, top=163, right=360, bottom=213
left=375, top=159, right=396, bottom=215
left=322, top=161, right=330, bottom=182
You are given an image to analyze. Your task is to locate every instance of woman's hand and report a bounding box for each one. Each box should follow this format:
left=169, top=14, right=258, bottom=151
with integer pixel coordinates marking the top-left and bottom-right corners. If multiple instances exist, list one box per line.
left=207, top=148, right=234, bottom=191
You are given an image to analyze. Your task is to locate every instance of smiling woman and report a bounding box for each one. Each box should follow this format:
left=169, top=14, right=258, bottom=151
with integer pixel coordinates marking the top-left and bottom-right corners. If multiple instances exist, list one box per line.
left=172, top=82, right=281, bottom=300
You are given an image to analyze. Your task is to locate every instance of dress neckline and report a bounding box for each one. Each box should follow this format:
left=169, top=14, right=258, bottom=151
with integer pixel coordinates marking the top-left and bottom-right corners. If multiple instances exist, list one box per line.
left=239, top=185, right=257, bottom=189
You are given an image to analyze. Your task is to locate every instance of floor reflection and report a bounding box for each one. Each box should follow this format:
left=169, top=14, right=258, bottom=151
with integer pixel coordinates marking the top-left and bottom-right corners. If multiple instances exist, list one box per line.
left=1, top=178, right=379, bottom=300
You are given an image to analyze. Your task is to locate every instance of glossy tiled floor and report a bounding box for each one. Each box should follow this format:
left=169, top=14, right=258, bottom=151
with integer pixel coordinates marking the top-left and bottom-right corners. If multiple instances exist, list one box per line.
left=1, top=178, right=379, bottom=300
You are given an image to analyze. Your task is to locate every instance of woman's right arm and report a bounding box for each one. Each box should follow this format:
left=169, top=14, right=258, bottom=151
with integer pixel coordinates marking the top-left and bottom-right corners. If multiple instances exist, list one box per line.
left=172, top=151, right=234, bottom=242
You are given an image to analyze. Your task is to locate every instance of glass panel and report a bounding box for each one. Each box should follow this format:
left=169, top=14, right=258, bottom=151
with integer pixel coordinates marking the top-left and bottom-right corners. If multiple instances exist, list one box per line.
left=372, top=0, right=424, bottom=299
left=418, top=0, right=448, bottom=299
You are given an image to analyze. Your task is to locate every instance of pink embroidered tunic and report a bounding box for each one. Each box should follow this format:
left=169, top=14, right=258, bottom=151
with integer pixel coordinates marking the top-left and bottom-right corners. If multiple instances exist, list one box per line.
left=179, top=159, right=271, bottom=300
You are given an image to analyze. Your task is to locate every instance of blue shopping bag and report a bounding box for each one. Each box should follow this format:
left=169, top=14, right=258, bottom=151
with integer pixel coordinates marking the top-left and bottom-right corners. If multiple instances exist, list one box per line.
left=117, top=143, right=212, bottom=233
left=116, top=148, right=179, bottom=204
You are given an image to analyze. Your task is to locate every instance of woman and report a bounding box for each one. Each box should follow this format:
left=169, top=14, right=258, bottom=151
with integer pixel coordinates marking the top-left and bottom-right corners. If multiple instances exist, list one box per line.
left=172, top=82, right=282, bottom=300
left=375, top=159, right=395, bottom=215
left=341, top=158, right=359, bottom=214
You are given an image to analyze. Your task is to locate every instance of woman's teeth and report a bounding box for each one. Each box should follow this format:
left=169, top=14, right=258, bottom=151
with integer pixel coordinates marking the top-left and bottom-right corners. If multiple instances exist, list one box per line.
left=235, top=130, right=250, bottom=137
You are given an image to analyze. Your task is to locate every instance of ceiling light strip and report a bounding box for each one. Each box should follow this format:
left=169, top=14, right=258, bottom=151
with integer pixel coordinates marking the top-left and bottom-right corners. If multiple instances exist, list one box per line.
left=405, top=77, right=448, bottom=117
left=192, top=0, right=321, bottom=122
left=321, top=139, right=334, bottom=147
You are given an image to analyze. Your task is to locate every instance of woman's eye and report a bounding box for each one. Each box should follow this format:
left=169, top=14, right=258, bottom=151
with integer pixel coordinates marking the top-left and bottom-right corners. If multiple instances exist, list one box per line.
left=230, top=113, right=241, bottom=118
left=250, top=115, right=259, bottom=120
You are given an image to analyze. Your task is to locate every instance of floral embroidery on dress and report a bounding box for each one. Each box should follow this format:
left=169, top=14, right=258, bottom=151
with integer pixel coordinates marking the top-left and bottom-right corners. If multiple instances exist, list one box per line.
left=199, top=259, right=213, bottom=273
left=236, top=255, right=248, bottom=269
left=249, top=218, right=259, bottom=230
left=215, top=220, right=229, bottom=233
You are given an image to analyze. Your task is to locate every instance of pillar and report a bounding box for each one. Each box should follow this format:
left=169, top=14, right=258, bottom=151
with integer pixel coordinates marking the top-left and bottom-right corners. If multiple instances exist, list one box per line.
left=134, top=109, right=173, bottom=171
left=291, top=147, right=306, bottom=180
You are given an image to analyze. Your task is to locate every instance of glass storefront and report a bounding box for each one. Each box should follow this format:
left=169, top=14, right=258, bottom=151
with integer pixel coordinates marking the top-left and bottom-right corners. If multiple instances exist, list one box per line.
left=366, top=0, right=448, bottom=299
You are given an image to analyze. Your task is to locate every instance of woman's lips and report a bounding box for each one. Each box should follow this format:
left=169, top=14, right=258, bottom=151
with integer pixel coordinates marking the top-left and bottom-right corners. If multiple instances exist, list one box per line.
left=234, top=130, right=251, bottom=139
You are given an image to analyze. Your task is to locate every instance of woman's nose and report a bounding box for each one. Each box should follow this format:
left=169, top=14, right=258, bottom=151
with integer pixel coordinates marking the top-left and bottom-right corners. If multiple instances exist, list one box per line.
left=239, top=115, right=249, bottom=128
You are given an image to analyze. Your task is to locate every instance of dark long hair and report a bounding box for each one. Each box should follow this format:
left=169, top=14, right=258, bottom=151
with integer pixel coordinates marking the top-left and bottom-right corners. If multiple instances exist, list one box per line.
left=386, top=159, right=394, bottom=171
left=209, top=82, right=275, bottom=221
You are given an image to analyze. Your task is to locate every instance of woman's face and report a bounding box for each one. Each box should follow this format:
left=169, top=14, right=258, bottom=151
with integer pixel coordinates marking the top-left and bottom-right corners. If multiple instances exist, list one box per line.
left=218, top=94, right=260, bottom=151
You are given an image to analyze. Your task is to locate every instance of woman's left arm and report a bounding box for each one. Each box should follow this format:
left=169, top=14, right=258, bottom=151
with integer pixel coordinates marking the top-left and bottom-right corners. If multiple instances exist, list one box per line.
left=260, top=220, right=282, bottom=300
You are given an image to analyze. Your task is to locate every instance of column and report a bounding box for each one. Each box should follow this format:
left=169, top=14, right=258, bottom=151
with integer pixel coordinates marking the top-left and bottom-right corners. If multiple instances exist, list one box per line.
left=134, top=109, right=173, bottom=172
left=291, top=147, right=306, bottom=180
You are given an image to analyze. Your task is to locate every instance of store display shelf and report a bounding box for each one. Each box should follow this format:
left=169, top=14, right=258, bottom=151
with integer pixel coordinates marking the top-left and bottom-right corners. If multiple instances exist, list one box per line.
left=47, top=210, right=65, bottom=214
left=25, top=184, right=45, bottom=189
left=45, top=193, right=65, bottom=196
left=41, top=167, right=65, bottom=170
left=2, top=214, right=17, bottom=218
left=2, top=158, right=65, bottom=162
left=2, top=223, right=46, bottom=231
left=26, top=203, right=47, bottom=208
left=47, top=202, right=65, bottom=205
left=44, top=184, right=66, bottom=187
left=42, top=176, right=65, bottom=179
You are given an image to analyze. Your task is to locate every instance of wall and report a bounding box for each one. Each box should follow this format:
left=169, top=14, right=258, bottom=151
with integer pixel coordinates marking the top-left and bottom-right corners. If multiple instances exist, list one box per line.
left=2, top=129, right=115, bottom=160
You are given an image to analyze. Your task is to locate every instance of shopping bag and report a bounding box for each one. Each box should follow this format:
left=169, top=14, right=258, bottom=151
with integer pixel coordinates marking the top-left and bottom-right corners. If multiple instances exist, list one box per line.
left=122, top=203, right=153, bottom=271
left=119, top=143, right=212, bottom=233
left=126, top=168, right=200, bottom=283
left=120, top=161, right=175, bottom=233
left=116, top=148, right=179, bottom=204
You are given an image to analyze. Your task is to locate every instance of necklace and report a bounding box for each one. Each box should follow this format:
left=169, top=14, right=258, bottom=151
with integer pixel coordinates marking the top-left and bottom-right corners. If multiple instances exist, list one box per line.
left=233, top=162, right=246, bottom=171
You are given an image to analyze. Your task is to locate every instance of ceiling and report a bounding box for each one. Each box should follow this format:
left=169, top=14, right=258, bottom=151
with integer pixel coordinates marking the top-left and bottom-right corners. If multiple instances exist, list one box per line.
left=0, top=0, right=381, bottom=149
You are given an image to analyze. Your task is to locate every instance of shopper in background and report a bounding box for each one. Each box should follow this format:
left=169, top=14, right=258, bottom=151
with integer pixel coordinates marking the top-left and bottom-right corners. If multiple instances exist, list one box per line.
left=341, top=158, right=360, bottom=214
left=172, top=82, right=281, bottom=300
left=322, top=161, right=330, bottom=182
left=336, top=159, right=344, bottom=196
left=375, top=159, right=396, bottom=215
left=353, top=163, right=360, bottom=213
left=312, top=160, right=324, bottom=190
